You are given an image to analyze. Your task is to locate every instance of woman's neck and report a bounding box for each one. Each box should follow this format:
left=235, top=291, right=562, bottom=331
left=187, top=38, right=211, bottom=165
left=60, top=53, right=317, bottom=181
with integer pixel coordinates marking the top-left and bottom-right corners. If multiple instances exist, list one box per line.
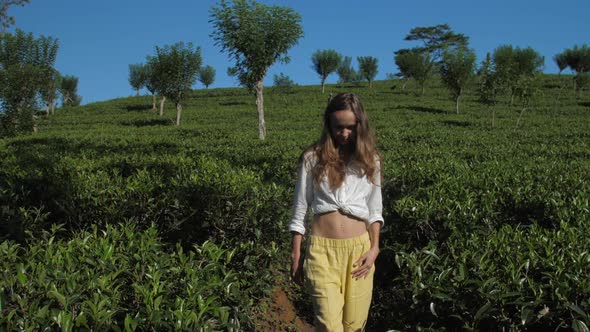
left=338, top=146, right=354, bottom=164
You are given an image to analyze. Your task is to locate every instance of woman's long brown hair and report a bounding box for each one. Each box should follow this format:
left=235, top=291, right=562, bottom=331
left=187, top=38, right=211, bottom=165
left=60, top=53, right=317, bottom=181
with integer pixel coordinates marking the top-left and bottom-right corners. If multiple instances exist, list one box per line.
left=302, top=93, right=380, bottom=189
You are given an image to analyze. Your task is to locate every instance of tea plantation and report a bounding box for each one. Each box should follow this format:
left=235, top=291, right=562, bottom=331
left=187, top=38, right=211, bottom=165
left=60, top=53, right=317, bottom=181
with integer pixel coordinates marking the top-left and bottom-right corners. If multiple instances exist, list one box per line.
left=1, top=76, right=589, bottom=331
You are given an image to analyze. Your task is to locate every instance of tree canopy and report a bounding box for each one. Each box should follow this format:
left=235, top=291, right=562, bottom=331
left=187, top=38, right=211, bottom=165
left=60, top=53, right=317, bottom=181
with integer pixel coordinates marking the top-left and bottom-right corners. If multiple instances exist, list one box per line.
left=198, top=65, right=216, bottom=89
left=337, top=56, right=356, bottom=84
left=404, top=23, right=469, bottom=61
left=60, top=75, right=81, bottom=107
left=394, top=49, right=433, bottom=95
left=151, top=42, right=202, bottom=126
left=0, top=29, right=60, bottom=135
left=493, top=45, right=544, bottom=103
left=210, top=0, right=303, bottom=89
left=210, top=0, right=303, bottom=139
left=128, top=63, right=147, bottom=95
left=357, top=56, right=378, bottom=88
left=311, top=49, right=342, bottom=93
left=0, top=0, right=29, bottom=30
left=440, top=46, right=476, bottom=113
left=559, top=44, right=590, bottom=93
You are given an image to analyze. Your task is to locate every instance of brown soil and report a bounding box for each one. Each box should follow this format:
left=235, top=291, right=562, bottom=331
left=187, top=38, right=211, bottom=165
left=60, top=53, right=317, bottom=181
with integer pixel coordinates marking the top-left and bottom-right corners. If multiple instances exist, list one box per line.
left=254, top=280, right=315, bottom=331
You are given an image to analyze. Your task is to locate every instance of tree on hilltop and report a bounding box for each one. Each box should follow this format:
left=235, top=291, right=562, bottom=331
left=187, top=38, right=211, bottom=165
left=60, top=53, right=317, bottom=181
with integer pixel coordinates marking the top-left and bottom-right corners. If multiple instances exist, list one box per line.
left=553, top=52, right=568, bottom=77
left=477, top=52, right=501, bottom=127
left=404, top=23, right=469, bottom=63
left=394, top=48, right=433, bottom=95
left=0, top=29, right=59, bottom=135
left=493, top=45, right=543, bottom=105
left=210, top=0, right=303, bottom=140
left=337, top=56, right=356, bottom=84
left=440, top=46, right=476, bottom=114
left=396, top=24, right=468, bottom=95
left=151, top=42, right=202, bottom=126
left=144, top=58, right=161, bottom=113
left=60, top=75, right=82, bottom=107
left=357, top=56, right=378, bottom=88
left=561, top=44, right=590, bottom=95
left=311, top=49, right=342, bottom=93
left=40, top=68, right=61, bottom=116
left=198, top=65, right=216, bottom=89
left=128, top=63, right=147, bottom=96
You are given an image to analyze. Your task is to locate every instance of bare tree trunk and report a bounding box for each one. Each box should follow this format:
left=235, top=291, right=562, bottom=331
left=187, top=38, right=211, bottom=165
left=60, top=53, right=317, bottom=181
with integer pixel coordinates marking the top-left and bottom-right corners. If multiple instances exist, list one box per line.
left=573, top=76, right=576, bottom=95
left=255, top=80, right=266, bottom=140
left=152, top=94, right=157, bottom=112
left=515, top=107, right=526, bottom=129
left=456, top=94, right=460, bottom=114
left=321, top=77, right=326, bottom=94
left=45, top=103, right=50, bottom=117
left=159, top=96, right=166, bottom=116
left=492, top=107, right=496, bottom=128
left=175, top=102, right=182, bottom=126
left=50, top=99, right=55, bottom=115
left=402, top=79, right=407, bottom=90
left=421, top=83, right=425, bottom=96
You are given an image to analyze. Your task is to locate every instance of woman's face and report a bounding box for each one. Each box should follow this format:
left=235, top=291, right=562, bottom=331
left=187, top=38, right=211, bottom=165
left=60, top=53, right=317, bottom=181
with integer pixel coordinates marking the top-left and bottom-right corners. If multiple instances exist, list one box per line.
left=329, top=109, right=357, bottom=147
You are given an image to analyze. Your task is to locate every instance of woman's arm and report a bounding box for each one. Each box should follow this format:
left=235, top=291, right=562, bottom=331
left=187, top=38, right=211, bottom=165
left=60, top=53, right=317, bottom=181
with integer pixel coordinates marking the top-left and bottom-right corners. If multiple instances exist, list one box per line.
left=352, top=156, right=384, bottom=279
left=291, top=231, right=304, bottom=285
left=289, top=153, right=314, bottom=285
left=352, top=221, right=381, bottom=280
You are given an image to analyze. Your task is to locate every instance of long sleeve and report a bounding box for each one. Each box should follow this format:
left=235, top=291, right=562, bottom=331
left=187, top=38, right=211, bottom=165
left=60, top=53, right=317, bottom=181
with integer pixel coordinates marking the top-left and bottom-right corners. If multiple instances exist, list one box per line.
left=367, top=158, right=384, bottom=226
left=288, top=155, right=314, bottom=235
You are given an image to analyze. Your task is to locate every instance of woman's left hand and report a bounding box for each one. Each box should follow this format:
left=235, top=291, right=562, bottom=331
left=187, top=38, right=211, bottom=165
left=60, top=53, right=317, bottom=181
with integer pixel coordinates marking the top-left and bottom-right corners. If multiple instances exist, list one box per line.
left=351, top=247, right=379, bottom=280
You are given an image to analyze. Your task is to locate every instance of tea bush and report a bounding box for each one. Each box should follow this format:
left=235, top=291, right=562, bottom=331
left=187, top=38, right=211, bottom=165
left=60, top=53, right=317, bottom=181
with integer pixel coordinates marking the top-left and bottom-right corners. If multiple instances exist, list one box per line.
left=0, top=222, right=279, bottom=331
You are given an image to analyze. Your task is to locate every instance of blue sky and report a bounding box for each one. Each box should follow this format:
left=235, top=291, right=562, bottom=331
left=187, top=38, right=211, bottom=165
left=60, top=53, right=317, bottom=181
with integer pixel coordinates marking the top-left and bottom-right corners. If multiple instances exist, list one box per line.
left=9, top=0, right=590, bottom=104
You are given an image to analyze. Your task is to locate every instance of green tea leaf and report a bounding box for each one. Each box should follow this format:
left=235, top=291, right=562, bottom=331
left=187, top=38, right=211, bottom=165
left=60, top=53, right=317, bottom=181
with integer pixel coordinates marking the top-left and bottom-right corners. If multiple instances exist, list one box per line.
left=573, top=320, right=590, bottom=332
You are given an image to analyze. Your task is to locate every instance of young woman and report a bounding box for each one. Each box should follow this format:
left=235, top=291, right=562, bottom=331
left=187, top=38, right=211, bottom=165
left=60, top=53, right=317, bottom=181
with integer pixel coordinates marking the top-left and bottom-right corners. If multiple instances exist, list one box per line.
left=288, top=92, right=383, bottom=332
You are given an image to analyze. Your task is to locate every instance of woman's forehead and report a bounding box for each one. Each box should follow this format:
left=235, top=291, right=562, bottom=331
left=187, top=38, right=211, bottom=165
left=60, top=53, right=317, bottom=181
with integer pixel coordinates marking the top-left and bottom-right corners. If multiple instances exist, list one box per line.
left=329, top=110, right=356, bottom=125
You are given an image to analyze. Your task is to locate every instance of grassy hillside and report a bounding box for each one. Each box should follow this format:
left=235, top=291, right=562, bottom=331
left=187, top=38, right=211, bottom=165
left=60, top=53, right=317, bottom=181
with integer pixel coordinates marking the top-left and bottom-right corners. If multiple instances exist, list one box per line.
left=1, top=76, right=590, bottom=330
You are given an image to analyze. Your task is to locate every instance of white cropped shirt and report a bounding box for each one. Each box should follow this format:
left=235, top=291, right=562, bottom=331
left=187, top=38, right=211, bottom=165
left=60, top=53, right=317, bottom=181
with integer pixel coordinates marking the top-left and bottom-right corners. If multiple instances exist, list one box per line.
left=288, top=152, right=384, bottom=235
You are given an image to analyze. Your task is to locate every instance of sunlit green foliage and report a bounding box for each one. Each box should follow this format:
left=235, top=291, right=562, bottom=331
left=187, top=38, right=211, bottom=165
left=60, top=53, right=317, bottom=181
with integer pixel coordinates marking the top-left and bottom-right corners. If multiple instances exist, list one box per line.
left=1, top=75, right=589, bottom=330
left=0, top=222, right=278, bottom=330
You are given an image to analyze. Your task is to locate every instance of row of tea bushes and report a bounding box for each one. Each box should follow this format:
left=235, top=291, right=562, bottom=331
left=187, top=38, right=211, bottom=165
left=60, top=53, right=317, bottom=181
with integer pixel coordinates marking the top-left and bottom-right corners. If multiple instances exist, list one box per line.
left=372, top=220, right=590, bottom=331
left=385, top=154, right=590, bottom=246
left=0, top=222, right=279, bottom=331
left=0, top=143, right=292, bottom=246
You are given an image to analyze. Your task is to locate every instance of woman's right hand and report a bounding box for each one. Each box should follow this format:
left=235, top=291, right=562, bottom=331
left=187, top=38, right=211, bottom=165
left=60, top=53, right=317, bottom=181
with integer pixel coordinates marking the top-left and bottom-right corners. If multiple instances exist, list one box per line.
left=291, top=253, right=304, bottom=286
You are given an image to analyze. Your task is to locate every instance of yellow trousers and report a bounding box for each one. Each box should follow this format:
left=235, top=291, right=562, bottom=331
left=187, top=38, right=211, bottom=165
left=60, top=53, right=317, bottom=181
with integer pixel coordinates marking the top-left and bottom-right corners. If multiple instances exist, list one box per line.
left=303, top=232, right=374, bottom=332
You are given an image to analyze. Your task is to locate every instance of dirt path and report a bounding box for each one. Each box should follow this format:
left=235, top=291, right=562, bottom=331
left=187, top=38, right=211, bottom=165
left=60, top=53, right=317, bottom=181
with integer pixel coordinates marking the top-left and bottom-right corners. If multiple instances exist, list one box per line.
left=254, top=279, right=315, bottom=331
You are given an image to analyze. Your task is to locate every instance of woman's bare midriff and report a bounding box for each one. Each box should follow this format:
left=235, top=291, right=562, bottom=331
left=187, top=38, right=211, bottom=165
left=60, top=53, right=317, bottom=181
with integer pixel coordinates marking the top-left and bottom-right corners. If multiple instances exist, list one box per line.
left=311, top=210, right=368, bottom=239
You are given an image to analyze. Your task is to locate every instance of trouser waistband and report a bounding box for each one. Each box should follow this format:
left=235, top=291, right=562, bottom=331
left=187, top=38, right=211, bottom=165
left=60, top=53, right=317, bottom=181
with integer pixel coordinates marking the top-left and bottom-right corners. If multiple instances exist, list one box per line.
left=307, top=232, right=370, bottom=248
